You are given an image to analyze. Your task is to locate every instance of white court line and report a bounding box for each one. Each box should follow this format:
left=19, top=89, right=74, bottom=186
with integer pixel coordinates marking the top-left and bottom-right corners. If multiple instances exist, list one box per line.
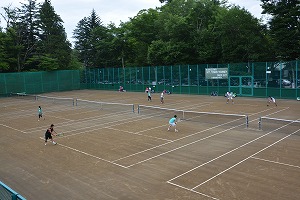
left=167, top=181, right=219, bottom=200
left=251, top=157, right=300, bottom=169
left=106, top=126, right=172, bottom=142
left=26, top=110, right=132, bottom=132
left=47, top=100, right=211, bottom=138
left=0, top=104, right=75, bottom=121
left=55, top=113, right=156, bottom=136
left=163, top=108, right=291, bottom=197
left=27, top=99, right=191, bottom=133
left=191, top=123, right=300, bottom=190
left=38, top=137, right=128, bottom=169
left=0, top=123, right=28, bottom=134
left=114, top=107, right=289, bottom=165
left=168, top=114, right=293, bottom=183
left=123, top=120, right=245, bottom=167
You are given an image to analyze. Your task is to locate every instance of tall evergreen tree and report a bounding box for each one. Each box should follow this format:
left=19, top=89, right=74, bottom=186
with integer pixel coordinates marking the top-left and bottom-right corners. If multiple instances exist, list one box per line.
left=36, top=0, right=71, bottom=70
left=17, top=0, right=39, bottom=71
left=0, top=6, right=22, bottom=72
left=73, top=9, right=103, bottom=68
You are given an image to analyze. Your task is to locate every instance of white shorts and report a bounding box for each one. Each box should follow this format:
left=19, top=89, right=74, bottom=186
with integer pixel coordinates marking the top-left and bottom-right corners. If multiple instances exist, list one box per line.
left=227, top=96, right=233, bottom=100
left=169, top=122, right=176, bottom=127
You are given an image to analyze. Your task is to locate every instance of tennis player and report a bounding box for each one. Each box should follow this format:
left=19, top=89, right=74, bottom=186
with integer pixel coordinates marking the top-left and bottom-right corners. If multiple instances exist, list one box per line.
left=160, top=91, right=164, bottom=104
left=168, top=115, right=178, bottom=132
left=226, top=92, right=234, bottom=104
left=267, top=96, right=277, bottom=106
left=147, top=90, right=152, bottom=101
left=38, top=106, right=44, bottom=121
left=45, top=124, right=57, bottom=145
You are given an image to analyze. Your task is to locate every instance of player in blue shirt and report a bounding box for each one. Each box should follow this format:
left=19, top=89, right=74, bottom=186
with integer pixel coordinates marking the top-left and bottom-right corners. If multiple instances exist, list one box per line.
left=168, top=115, right=178, bottom=132
left=38, top=106, right=44, bottom=121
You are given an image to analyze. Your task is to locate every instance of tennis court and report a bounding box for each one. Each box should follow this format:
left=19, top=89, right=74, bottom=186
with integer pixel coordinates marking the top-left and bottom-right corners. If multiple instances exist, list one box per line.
left=0, top=90, right=299, bottom=200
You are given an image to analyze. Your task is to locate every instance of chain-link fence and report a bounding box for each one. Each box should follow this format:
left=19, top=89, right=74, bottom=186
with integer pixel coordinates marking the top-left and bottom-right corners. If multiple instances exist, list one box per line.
left=0, top=61, right=298, bottom=99
left=81, top=60, right=299, bottom=99
left=0, top=70, right=80, bottom=97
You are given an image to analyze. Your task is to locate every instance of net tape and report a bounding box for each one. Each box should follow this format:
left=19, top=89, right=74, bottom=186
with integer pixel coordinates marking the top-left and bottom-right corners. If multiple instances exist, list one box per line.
left=10, top=93, right=135, bottom=112
left=138, top=104, right=248, bottom=127
left=258, top=117, right=300, bottom=130
left=76, top=98, right=134, bottom=113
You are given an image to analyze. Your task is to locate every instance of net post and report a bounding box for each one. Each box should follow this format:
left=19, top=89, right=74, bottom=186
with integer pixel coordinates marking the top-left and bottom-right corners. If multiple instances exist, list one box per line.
left=72, top=98, right=74, bottom=106
left=246, top=115, right=248, bottom=128
left=183, top=111, right=185, bottom=120
left=132, top=104, right=134, bottom=113
left=75, top=98, right=78, bottom=106
left=12, top=194, right=17, bottom=200
left=35, top=95, right=37, bottom=101
left=137, top=105, right=140, bottom=114
left=258, top=117, right=262, bottom=130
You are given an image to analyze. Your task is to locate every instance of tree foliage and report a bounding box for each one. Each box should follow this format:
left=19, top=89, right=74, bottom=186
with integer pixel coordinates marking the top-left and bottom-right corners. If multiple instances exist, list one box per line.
left=0, top=0, right=75, bottom=72
left=0, top=0, right=298, bottom=72
left=36, top=0, right=72, bottom=70
left=261, top=0, right=300, bottom=60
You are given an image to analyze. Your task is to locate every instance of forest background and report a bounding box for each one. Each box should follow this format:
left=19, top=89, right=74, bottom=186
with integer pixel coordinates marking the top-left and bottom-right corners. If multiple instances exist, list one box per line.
left=0, top=0, right=299, bottom=72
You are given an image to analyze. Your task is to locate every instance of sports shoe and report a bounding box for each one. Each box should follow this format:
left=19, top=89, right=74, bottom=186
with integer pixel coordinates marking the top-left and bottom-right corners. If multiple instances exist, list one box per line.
left=53, top=142, right=57, bottom=145
left=45, top=143, right=47, bottom=146
left=175, top=129, right=178, bottom=132
left=167, top=128, right=170, bottom=131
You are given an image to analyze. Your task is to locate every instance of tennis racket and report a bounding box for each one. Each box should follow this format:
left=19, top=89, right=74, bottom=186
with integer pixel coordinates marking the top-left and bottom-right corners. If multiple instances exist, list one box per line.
left=56, top=133, right=64, bottom=137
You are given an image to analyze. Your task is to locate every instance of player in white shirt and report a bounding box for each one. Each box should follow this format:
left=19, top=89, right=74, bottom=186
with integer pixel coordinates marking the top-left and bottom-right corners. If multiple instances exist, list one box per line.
left=267, top=96, right=277, bottom=106
left=160, top=91, right=164, bottom=104
left=226, top=92, right=234, bottom=104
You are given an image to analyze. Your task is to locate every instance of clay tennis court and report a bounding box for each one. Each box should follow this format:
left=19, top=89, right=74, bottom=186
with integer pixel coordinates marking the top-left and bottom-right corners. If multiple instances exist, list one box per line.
left=0, top=90, right=299, bottom=200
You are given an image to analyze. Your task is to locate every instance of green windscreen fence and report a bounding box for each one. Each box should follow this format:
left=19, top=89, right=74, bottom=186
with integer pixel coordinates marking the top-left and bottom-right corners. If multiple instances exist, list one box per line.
left=1, top=61, right=299, bottom=99
left=81, top=60, right=299, bottom=99
left=0, top=70, right=80, bottom=96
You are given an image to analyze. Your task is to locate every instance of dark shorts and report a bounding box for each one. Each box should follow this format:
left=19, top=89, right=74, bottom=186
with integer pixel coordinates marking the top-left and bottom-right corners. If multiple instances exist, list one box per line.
left=39, top=114, right=43, bottom=118
left=45, top=132, right=52, bottom=141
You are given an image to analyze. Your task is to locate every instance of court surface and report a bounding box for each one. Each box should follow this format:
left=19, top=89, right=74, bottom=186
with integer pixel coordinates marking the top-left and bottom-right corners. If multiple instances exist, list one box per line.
left=0, top=90, right=299, bottom=200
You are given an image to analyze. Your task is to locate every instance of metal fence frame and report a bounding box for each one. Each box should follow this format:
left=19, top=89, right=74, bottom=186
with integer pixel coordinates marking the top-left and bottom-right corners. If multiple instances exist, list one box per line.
left=81, top=61, right=299, bottom=99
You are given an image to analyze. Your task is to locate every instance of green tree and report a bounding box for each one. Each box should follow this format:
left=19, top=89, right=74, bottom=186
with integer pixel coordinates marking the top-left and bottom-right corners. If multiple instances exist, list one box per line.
left=215, top=6, right=272, bottom=63
left=17, top=0, right=39, bottom=71
left=122, top=8, right=160, bottom=66
left=0, top=30, right=10, bottom=71
left=73, top=9, right=104, bottom=68
left=148, top=0, right=223, bottom=65
left=37, top=0, right=72, bottom=70
left=261, top=0, right=300, bottom=60
left=1, top=5, right=27, bottom=71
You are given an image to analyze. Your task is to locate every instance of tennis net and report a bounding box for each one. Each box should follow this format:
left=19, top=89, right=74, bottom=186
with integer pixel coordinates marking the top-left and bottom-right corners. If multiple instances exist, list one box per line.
left=10, top=92, right=36, bottom=100
left=75, top=99, right=134, bottom=113
left=137, top=105, right=248, bottom=127
left=258, top=117, right=300, bottom=134
left=36, top=95, right=74, bottom=106
left=10, top=93, right=75, bottom=106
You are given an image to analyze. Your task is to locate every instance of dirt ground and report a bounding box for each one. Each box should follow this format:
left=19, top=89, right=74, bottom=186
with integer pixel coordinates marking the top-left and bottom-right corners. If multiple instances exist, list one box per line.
left=0, top=90, right=299, bottom=200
